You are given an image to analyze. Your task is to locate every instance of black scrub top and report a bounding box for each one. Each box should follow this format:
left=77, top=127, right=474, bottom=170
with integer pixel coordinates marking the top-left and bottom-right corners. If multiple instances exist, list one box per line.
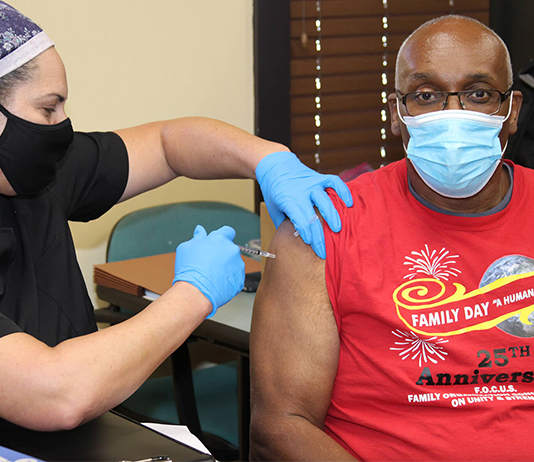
left=0, top=131, right=128, bottom=346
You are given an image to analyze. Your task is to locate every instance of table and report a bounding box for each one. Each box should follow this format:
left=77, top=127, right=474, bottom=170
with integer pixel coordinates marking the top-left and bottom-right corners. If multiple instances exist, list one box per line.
left=96, top=285, right=255, bottom=461
left=0, top=410, right=214, bottom=461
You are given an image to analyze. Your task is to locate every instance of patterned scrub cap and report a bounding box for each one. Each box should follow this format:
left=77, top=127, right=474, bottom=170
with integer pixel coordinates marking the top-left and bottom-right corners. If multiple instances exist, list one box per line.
left=0, top=1, right=53, bottom=79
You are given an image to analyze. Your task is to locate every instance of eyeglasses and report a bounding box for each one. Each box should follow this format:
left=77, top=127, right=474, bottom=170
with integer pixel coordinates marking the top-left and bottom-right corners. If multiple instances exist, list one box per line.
left=396, top=87, right=512, bottom=117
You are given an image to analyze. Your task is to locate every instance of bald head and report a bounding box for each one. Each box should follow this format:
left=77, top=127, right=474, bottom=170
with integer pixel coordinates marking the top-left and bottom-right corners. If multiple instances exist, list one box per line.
left=395, top=15, right=512, bottom=92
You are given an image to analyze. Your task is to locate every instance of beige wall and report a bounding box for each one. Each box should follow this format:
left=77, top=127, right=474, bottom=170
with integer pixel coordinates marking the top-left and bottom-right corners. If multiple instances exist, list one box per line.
left=9, top=1, right=256, bottom=307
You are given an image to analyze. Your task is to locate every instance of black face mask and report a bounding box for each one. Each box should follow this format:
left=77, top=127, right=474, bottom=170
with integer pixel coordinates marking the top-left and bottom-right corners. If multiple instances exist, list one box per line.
left=0, top=103, right=74, bottom=197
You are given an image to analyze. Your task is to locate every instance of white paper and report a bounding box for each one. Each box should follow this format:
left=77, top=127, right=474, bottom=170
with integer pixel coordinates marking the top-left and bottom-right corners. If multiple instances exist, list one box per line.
left=141, top=423, right=212, bottom=456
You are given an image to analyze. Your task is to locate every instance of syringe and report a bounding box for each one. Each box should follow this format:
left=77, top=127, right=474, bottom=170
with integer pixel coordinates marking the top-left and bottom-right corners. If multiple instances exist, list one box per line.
left=238, top=245, right=276, bottom=259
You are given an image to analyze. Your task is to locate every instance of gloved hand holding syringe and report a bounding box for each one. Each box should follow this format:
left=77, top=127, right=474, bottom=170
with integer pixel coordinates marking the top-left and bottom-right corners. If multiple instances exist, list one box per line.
left=173, top=225, right=275, bottom=320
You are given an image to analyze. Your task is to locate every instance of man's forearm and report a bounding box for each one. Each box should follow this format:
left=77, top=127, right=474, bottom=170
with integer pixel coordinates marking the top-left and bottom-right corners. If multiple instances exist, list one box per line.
left=0, top=282, right=211, bottom=431
left=250, top=414, right=358, bottom=461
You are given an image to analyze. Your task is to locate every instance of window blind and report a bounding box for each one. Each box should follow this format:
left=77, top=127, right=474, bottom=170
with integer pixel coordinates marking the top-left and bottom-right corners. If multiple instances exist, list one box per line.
left=290, top=0, right=490, bottom=174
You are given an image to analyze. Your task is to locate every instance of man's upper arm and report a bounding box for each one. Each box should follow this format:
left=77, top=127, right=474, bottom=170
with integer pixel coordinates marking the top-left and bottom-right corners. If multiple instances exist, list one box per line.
left=250, top=220, right=342, bottom=459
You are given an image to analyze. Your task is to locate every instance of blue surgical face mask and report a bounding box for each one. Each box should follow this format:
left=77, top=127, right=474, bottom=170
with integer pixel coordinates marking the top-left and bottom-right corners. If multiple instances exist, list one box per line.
left=398, top=96, right=512, bottom=199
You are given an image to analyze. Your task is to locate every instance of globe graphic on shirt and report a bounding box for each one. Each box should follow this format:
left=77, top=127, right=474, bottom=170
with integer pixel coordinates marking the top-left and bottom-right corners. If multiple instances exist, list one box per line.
left=479, top=255, right=534, bottom=338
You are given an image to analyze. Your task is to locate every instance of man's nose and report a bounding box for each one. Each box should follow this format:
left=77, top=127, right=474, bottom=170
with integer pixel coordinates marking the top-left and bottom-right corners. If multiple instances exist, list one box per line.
left=445, top=94, right=464, bottom=110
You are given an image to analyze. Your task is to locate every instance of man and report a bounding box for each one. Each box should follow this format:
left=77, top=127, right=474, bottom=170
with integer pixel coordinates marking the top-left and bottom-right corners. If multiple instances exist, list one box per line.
left=0, top=2, right=353, bottom=431
left=250, top=15, right=534, bottom=461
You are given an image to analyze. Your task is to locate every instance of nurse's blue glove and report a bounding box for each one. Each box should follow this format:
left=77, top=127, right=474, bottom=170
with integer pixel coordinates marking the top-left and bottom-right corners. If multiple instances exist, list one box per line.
left=256, top=151, right=353, bottom=259
left=173, top=225, right=245, bottom=318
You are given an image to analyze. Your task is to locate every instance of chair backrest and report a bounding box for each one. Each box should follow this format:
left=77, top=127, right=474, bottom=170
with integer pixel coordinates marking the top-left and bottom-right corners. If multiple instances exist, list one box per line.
left=107, top=201, right=260, bottom=262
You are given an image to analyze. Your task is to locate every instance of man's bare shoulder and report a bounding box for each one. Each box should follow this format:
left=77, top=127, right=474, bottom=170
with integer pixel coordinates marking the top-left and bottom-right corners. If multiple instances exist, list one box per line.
left=260, top=220, right=326, bottom=308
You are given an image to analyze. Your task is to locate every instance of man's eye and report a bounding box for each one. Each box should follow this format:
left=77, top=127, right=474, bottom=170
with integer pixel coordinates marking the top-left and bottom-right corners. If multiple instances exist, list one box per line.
left=412, top=92, right=438, bottom=104
left=466, top=90, right=491, bottom=102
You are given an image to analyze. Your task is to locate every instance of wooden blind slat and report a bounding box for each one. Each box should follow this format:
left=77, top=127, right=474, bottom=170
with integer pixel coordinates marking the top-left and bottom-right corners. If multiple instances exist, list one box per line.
left=291, top=17, right=396, bottom=38
left=292, top=108, right=390, bottom=134
left=388, top=0, right=489, bottom=15
left=292, top=12, right=489, bottom=40
left=290, top=0, right=489, bottom=18
left=292, top=92, right=385, bottom=115
left=297, top=142, right=405, bottom=161
left=291, top=34, right=408, bottom=59
left=292, top=124, right=396, bottom=152
left=291, top=0, right=388, bottom=18
left=292, top=55, right=397, bottom=78
left=292, top=74, right=393, bottom=97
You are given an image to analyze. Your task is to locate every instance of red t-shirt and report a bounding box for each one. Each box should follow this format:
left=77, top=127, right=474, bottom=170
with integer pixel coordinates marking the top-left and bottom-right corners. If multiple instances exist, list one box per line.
left=324, top=159, right=534, bottom=461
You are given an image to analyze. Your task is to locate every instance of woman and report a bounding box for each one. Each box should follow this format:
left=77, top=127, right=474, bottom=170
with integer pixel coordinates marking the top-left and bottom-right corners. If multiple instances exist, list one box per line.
left=0, top=1, right=351, bottom=431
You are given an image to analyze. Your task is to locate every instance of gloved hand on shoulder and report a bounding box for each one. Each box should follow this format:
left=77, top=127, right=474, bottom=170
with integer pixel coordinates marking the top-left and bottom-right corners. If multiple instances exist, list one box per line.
left=256, top=151, right=353, bottom=259
left=173, top=225, right=245, bottom=318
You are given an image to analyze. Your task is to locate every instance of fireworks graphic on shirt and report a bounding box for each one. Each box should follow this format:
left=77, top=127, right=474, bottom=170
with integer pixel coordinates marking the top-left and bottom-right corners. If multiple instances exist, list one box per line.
left=390, top=330, right=449, bottom=366
left=403, top=245, right=461, bottom=280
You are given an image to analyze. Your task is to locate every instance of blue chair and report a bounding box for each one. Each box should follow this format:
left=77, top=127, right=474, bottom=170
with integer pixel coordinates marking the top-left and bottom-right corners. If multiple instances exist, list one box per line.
left=106, top=201, right=260, bottom=262
left=96, top=201, right=260, bottom=461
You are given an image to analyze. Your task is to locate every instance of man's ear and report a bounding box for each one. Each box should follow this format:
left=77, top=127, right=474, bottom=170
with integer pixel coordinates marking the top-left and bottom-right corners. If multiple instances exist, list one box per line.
left=388, top=93, right=401, bottom=136
left=507, top=90, right=523, bottom=135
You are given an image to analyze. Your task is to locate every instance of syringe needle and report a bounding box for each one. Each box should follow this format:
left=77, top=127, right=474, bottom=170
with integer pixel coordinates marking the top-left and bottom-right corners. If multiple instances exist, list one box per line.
left=294, top=214, right=320, bottom=237
left=238, top=245, right=276, bottom=259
